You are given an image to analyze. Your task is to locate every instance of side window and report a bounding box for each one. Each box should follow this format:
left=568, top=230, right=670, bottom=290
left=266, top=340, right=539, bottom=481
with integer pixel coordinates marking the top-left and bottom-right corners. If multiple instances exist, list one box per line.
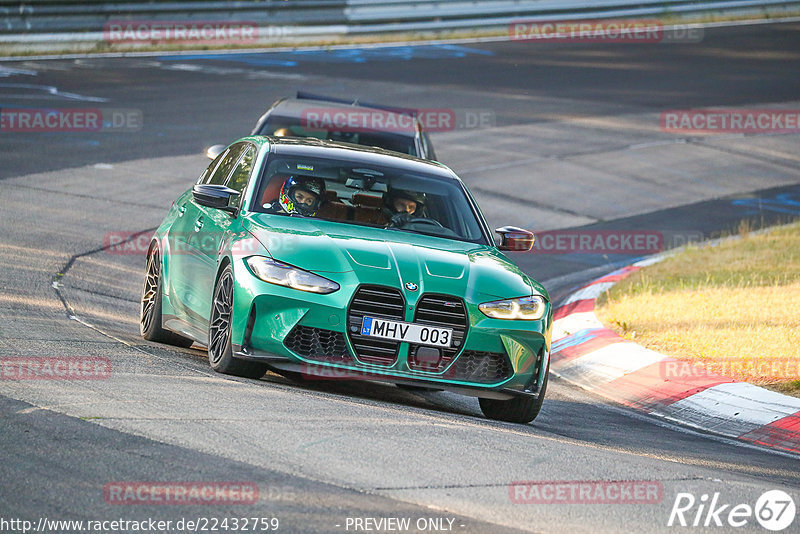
left=198, top=148, right=230, bottom=184
left=225, top=145, right=257, bottom=208
left=421, top=132, right=436, bottom=160
left=206, top=143, right=246, bottom=185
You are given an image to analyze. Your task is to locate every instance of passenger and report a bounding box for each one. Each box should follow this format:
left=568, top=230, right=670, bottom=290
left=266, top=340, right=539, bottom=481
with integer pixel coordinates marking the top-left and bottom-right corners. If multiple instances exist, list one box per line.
left=265, top=176, right=326, bottom=216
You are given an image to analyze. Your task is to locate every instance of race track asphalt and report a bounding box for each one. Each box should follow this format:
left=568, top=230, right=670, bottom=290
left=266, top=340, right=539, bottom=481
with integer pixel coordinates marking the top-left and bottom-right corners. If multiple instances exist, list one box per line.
left=1, top=21, right=799, bottom=533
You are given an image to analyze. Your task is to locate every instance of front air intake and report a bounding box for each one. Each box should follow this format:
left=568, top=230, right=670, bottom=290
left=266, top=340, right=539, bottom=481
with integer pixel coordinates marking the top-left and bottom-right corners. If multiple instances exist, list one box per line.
left=408, top=294, right=468, bottom=372
left=284, top=325, right=351, bottom=363
left=450, top=351, right=513, bottom=383
left=347, top=285, right=405, bottom=365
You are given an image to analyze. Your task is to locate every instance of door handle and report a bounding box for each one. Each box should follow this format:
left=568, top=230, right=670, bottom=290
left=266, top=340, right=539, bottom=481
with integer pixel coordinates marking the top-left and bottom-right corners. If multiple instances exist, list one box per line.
left=194, top=217, right=204, bottom=232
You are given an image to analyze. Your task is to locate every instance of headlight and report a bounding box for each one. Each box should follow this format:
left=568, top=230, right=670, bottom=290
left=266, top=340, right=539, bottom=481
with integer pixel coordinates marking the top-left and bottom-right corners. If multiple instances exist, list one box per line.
left=245, top=256, right=339, bottom=294
left=479, top=295, right=546, bottom=320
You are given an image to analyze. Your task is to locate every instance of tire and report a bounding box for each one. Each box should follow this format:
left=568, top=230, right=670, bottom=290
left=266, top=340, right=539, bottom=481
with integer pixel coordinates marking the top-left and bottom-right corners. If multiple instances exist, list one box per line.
left=479, top=369, right=548, bottom=424
left=140, top=245, right=194, bottom=348
left=208, top=265, right=268, bottom=379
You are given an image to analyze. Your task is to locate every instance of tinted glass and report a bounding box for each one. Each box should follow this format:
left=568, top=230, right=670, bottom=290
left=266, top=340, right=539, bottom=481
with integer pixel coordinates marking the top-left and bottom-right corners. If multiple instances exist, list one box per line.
left=198, top=147, right=229, bottom=184
left=225, top=145, right=257, bottom=207
left=253, top=155, right=489, bottom=245
left=206, top=143, right=246, bottom=185
left=258, top=115, right=418, bottom=157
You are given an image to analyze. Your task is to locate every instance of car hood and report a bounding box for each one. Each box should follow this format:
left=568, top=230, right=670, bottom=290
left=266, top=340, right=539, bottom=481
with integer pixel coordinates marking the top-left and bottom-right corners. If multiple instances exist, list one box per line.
left=244, top=215, right=547, bottom=301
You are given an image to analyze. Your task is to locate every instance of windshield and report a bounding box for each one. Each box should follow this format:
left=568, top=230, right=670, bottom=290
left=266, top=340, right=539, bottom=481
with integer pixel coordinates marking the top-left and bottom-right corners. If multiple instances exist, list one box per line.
left=256, top=115, right=418, bottom=156
left=252, top=154, right=490, bottom=245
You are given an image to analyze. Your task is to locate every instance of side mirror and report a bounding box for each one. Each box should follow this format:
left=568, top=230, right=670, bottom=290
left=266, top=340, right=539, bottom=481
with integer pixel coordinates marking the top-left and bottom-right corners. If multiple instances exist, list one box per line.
left=496, top=226, right=535, bottom=251
left=205, top=144, right=226, bottom=160
left=192, top=184, right=239, bottom=214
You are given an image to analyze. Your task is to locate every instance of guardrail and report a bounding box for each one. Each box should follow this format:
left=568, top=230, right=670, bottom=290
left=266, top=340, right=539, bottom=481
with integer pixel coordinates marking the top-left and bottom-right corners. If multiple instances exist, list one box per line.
left=1, top=0, right=799, bottom=38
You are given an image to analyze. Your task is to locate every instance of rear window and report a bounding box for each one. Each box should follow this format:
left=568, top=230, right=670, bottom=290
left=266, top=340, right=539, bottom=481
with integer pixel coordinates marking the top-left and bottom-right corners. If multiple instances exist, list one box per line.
left=256, top=115, right=418, bottom=157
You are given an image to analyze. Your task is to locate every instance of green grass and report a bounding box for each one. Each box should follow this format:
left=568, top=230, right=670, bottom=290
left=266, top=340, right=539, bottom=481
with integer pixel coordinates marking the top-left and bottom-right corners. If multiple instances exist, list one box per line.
left=596, top=221, right=800, bottom=396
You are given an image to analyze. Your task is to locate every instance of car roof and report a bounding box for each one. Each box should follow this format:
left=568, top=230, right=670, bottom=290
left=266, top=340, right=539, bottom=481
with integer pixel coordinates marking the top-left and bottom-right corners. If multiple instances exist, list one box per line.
left=246, top=135, right=456, bottom=181
left=268, top=98, right=420, bottom=139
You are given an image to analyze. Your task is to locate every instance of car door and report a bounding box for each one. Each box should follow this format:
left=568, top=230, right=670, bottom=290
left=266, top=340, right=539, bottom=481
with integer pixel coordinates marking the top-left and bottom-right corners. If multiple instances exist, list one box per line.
left=193, top=142, right=258, bottom=324
left=168, top=143, right=247, bottom=326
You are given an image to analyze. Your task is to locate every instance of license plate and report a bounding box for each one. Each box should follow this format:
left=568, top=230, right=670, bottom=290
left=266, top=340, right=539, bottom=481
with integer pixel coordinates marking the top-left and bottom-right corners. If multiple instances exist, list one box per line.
left=360, top=316, right=453, bottom=347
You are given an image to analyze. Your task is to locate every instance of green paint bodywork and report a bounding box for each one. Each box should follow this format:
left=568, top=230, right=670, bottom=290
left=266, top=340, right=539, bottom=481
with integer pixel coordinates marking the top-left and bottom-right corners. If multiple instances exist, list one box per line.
left=154, top=136, right=552, bottom=396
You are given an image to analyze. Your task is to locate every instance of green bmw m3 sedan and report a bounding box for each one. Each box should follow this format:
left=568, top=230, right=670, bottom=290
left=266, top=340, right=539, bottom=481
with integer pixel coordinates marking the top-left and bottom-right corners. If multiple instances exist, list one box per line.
left=140, top=136, right=552, bottom=423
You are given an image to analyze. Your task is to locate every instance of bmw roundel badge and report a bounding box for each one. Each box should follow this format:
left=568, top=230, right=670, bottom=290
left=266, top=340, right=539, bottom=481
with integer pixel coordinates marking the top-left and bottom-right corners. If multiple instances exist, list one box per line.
left=405, top=282, right=419, bottom=291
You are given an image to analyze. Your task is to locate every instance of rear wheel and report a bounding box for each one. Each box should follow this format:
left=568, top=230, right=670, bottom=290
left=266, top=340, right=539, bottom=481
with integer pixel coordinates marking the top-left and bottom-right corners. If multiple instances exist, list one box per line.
left=208, top=265, right=268, bottom=379
left=140, top=246, right=194, bottom=348
left=479, top=370, right=548, bottom=424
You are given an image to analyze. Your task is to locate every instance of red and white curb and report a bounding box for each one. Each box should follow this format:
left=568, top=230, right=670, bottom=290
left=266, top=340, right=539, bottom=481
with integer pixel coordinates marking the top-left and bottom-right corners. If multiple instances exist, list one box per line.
left=550, top=259, right=800, bottom=454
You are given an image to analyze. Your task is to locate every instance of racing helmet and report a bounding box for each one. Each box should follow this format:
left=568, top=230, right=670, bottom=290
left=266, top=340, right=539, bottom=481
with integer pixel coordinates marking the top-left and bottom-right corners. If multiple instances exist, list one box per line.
left=385, top=189, right=426, bottom=215
left=279, top=176, right=326, bottom=216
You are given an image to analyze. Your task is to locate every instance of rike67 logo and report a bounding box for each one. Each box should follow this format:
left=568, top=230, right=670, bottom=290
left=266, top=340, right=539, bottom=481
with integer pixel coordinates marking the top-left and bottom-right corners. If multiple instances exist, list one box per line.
left=668, top=490, right=795, bottom=531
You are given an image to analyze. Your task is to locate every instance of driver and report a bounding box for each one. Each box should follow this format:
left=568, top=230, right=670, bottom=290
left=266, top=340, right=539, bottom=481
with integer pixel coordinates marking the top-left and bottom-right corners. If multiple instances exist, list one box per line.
left=384, top=189, right=426, bottom=218
left=265, top=175, right=326, bottom=216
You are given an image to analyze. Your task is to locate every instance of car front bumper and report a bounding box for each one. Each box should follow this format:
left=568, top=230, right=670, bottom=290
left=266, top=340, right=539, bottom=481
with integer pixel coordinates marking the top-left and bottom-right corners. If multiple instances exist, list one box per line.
left=230, top=276, right=551, bottom=399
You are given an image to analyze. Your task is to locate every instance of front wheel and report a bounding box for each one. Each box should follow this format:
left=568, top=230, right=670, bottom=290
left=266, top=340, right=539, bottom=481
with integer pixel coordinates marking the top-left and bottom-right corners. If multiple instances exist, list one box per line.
left=479, top=370, right=548, bottom=424
left=140, top=245, right=194, bottom=348
left=208, top=265, right=268, bottom=379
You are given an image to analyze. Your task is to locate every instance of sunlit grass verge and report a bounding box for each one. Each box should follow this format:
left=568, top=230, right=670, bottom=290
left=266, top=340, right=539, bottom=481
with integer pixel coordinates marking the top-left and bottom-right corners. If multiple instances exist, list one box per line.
left=596, top=222, right=800, bottom=396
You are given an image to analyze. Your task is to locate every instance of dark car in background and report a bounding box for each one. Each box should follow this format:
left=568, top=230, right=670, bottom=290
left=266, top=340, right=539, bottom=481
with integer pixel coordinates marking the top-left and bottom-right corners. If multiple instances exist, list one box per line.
left=208, top=92, right=437, bottom=161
